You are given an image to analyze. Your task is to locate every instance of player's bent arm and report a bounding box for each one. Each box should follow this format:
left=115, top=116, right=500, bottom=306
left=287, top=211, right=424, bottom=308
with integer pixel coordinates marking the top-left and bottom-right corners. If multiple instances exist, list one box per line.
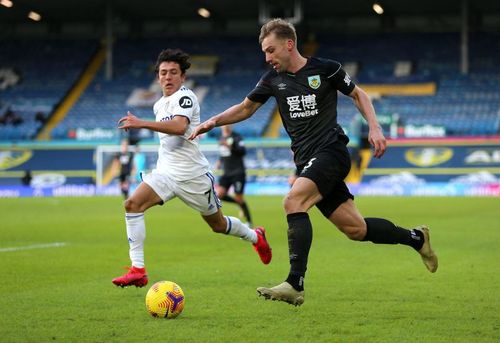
left=118, top=111, right=189, bottom=136
left=348, top=85, right=380, bottom=130
left=140, top=115, right=189, bottom=136
left=348, top=85, right=387, bottom=158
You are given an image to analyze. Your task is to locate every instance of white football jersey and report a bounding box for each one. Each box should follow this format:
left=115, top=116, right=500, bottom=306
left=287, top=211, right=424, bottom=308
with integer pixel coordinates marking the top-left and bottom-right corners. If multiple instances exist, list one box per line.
left=152, top=86, right=210, bottom=181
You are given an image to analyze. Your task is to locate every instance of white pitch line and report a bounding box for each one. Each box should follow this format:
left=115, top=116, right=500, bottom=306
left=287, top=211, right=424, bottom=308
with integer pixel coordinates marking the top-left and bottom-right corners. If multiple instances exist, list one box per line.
left=0, top=242, right=67, bottom=252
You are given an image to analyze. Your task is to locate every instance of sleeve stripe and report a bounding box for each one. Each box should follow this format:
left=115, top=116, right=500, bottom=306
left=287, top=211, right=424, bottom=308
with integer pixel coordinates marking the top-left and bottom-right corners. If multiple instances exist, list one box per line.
left=173, top=114, right=191, bottom=123
left=326, top=63, right=342, bottom=78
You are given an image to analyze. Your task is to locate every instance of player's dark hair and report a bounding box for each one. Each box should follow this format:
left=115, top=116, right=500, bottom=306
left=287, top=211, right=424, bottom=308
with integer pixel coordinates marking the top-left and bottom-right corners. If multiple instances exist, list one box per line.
left=154, top=48, right=191, bottom=75
left=259, top=18, right=297, bottom=44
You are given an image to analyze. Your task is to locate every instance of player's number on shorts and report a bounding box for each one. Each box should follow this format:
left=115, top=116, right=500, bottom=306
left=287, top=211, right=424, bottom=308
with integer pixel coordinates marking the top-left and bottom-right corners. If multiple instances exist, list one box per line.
left=302, top=157, right=317, bottom=172
left=204, top=189, right=211, bottom=204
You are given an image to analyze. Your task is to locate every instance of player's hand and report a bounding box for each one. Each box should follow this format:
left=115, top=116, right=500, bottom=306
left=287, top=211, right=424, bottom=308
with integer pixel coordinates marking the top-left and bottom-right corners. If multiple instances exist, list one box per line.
left=118, top=111, right=141, bottom=131
left=368, top=125, right=387, bottom=158
left=189, top=119, right=217, bottom=140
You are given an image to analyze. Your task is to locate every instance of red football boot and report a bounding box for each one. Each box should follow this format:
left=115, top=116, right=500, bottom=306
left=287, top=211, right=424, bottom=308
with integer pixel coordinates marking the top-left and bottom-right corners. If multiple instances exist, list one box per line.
left=253, top=227, right=272, bottom=265
left=112, top=266, right=148, bottom=288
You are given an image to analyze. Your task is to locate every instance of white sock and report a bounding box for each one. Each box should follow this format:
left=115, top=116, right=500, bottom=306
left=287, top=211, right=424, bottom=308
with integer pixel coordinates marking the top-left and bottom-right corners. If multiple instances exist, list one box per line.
left=125, top=212, right=146, bottom=268
left=225, top=216, right=257, bottom=243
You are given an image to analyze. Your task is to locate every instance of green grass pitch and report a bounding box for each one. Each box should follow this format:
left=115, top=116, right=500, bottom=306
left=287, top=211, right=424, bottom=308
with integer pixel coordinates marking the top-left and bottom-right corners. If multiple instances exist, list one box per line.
left=0, top=196, right=499, bottom=342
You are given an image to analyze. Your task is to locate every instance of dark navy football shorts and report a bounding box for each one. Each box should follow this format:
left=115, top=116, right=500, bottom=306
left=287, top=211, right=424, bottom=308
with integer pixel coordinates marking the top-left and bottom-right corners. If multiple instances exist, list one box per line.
left=219, top=173, right=246, bottom=194
left=297, top=141, right=354, bottom=218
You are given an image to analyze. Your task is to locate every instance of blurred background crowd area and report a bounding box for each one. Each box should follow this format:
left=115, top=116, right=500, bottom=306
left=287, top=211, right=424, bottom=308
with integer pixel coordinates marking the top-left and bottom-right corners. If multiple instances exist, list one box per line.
left=0, top=0, right=498, bottom=142
left=0, top=0, right=499, bottom=194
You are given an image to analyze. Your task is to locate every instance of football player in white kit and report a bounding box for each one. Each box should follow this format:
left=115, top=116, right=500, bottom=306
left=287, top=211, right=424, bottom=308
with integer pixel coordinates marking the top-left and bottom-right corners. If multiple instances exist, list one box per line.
left=112, top=49, right=272, bottom=288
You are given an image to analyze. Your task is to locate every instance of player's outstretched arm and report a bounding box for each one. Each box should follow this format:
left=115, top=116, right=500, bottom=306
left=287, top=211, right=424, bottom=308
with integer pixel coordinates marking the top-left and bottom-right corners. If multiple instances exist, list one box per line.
left=118, top=111, right=143, bottom=131
left=189, top=98, right=262, bottom=140
left=349, top=86, right=387, bottom=158
left=189, top=118, right=217, bottom=139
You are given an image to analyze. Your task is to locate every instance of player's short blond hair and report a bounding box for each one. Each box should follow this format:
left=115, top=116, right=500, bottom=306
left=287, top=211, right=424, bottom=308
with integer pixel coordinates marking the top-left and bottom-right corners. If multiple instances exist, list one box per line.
left=259, top=18, right=297, bottom=44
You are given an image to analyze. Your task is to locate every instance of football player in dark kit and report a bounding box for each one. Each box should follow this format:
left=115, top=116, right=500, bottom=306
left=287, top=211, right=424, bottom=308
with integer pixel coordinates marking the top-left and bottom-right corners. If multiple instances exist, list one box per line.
left=216, top=125, right=253, bottom=227
left=115, top=139, right=134, bottom=199
left=190, top=18, right=438, bottom=306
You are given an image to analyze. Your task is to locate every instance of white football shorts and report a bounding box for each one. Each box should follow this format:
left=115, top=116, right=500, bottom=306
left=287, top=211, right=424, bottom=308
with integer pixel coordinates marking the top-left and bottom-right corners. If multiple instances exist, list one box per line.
left=142, top=170, right=221, bottom=216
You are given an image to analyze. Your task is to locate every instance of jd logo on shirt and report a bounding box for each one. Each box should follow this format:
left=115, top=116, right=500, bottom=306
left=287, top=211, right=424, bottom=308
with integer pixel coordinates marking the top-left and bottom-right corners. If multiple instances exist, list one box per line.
left=179, top=96, right=193, bottom=108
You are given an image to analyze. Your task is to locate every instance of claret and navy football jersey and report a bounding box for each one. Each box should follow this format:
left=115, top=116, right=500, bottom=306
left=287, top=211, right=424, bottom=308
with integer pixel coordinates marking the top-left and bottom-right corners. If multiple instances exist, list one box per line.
left=152, top=85, right=209, bottom=181
left=247, top=57, right=355, bottom=166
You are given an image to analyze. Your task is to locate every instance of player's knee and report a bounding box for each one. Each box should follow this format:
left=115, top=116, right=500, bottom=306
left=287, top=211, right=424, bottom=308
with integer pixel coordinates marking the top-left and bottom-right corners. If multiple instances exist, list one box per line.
left=124, top=198, right=140, bottom=213
left=283, top=193, right=305, bottom=214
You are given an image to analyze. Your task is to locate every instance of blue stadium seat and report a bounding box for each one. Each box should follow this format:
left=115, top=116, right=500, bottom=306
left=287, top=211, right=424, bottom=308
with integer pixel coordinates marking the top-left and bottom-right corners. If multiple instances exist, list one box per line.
left=1, top=33, right=499, bottom=141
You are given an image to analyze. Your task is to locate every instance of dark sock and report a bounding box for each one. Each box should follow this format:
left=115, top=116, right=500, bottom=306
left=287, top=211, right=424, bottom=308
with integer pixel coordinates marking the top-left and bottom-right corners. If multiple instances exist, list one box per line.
left=240, top=201, right=252, bottom=224
left=363, top=217, right=424, bottom=251
left=285, top=212, right=312, bottom=291
left=122, top=189, right=128, bottom=199
left=286, top=274, right=304, bottom=292
left=221, top=195, right=237, bottom=203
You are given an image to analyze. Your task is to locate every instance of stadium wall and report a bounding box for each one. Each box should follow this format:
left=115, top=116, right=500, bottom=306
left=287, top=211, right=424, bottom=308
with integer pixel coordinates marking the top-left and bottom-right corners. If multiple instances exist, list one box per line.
left=1, top=137, right=499, bottom=198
